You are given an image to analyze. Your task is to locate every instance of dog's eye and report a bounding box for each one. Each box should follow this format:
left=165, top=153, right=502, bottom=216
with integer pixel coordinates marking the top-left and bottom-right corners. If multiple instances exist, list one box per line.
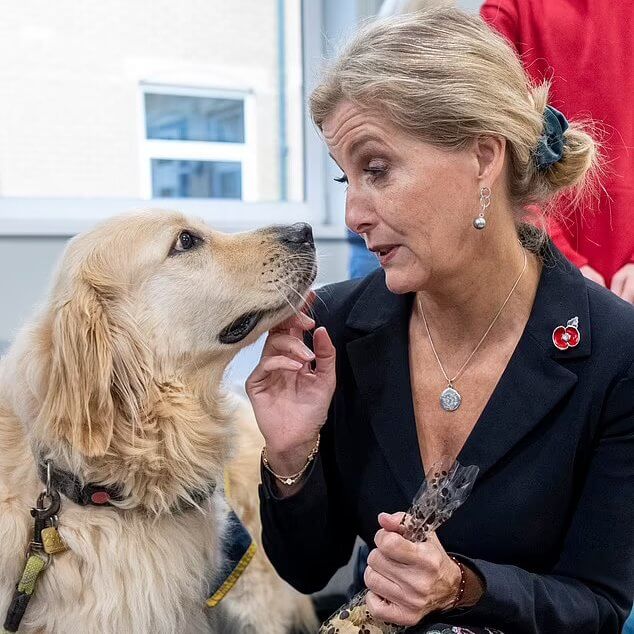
left=171, top=231, right=201, bottom=255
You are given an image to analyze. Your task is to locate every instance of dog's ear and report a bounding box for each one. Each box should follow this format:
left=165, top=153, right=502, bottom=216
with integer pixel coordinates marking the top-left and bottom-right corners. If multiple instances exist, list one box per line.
left=39, top=280, right=151, bottom=457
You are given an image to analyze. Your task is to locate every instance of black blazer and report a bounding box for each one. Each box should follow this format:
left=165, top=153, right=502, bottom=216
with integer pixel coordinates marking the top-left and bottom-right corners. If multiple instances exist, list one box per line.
left=259, top=246, right=634, bottom=633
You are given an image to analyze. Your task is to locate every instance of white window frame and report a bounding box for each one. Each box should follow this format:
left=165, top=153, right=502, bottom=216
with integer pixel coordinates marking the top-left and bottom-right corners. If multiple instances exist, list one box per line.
left=0, top=0, right=344, bottom=238
left=139, top=85, right=257, bottom=202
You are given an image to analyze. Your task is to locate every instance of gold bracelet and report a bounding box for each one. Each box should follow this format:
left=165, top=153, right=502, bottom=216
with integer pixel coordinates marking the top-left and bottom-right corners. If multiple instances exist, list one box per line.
left=261, top=435, right=320, bottom=486
left=449, top=556, right=466, bottom=610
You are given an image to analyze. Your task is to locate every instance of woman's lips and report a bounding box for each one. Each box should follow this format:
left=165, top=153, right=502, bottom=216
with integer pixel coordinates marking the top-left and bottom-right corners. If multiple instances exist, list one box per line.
left=372, top=245, right=400, bottom=265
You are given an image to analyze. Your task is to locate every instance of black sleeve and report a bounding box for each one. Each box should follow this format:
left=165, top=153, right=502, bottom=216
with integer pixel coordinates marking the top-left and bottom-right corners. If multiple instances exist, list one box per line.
left=258, top=418, right=358, bottom=594
left=440, top=361, right=634, bottom=633
left=258, top=280, right=364, bottom=594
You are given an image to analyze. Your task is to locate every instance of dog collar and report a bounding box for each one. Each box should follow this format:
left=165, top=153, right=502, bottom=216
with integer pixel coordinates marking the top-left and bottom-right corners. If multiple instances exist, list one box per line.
left=37, top=461, right=216, bottom=512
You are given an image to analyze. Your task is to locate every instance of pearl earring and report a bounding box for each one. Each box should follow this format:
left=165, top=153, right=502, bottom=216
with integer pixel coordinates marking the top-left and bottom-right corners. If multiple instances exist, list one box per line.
left=474, top=186, right=491, bottom=230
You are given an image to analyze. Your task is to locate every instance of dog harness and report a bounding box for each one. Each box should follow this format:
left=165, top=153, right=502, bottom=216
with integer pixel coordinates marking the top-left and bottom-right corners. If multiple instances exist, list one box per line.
left=1, top=463, right=256, bottom=632
left=207, top=508, right=258, bottom=607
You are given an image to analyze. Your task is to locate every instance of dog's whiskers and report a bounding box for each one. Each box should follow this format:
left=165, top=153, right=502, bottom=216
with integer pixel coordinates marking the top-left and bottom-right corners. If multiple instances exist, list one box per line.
left=274, top=277, right=311, bottom=309
left=274, top=278, right=320, bottom=322
left=271, top=282, right=303, bottom=320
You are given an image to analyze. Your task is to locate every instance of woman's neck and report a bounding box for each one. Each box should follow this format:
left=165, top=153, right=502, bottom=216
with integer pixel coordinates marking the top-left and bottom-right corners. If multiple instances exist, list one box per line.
left=415, top=232, right=542, bottom=348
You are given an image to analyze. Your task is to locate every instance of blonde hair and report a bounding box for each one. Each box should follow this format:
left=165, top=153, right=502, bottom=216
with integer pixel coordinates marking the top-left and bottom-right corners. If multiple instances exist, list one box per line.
left=310, top=8, right=599, bottom=214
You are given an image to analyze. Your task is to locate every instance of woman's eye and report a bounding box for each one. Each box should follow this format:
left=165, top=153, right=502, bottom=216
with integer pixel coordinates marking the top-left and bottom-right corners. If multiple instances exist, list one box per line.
left=172, top=231, right=201, bottom=254
left=364, top=166, right=387, bottom=181
left=332, top=165, right=386, bottom=185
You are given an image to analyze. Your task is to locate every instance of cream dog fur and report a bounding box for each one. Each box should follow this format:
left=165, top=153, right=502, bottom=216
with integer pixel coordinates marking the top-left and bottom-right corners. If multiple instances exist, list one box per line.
left=0, top=210, right=318, bottom=633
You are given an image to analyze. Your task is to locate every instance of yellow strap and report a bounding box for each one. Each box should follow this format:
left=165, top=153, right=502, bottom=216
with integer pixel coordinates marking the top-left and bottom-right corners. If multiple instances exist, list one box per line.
left=206, top=541, right=257, bottom=608
left=17, top=553, right=47, bottom=595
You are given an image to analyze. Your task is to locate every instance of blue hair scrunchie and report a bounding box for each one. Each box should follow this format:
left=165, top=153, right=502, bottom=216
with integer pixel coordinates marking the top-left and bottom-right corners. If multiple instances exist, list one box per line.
left=535, top=105, right=569, bottom=171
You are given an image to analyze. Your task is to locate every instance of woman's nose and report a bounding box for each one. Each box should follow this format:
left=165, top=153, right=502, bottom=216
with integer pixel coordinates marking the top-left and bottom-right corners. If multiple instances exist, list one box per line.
left=345, top=190, right=375, bottom=235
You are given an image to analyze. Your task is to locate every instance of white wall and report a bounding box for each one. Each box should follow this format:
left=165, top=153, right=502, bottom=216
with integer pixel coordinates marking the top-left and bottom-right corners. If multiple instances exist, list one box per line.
left=458, top=0, right=483, bottom=11
left=0, top=0, right=303, bottom=202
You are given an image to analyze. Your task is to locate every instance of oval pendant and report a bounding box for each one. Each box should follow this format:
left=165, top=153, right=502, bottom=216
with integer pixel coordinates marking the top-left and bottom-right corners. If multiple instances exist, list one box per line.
left=440, top=386, right=461, bottom=412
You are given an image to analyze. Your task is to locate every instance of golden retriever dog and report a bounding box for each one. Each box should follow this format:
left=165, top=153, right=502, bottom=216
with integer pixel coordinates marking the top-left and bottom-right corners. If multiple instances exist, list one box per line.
left=0, top=210, right=318, bottom=633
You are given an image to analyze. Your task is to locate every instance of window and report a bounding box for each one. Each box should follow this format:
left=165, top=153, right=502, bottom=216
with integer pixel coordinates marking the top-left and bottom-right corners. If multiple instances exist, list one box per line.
left=141, top=87, right=255, bottom=200
left=151, top=160, right=241, bottom=199
left=145, top=94, right=245, bottom=143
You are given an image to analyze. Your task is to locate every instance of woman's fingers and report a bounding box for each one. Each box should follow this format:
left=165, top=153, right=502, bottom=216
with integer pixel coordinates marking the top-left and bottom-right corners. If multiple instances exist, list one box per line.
left=271, top=306, right=316, bottom=334
left=365, top=591, right=416, bottom=627
left=261, top=325, right=334, bottom=381
left=246, top=356, right=304, bottom=386
left=262, top=332, right=315, bottom=362
left=378, top=511, right=408, bottom=535
left=374, top=528, right=420, bottom=566
left=313, top=326, right=336, bottom=378
left=365, top=548, right=425, bottom=608
left=363, top=563, right=404, bottom=606
left=270, top=290, right=318, bottom=336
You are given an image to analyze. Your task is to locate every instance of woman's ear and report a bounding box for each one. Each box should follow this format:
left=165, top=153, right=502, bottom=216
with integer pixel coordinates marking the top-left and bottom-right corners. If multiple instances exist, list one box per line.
left=474, top=135, right=506, bottom=185
left=38, top=280, right=151, bottom=457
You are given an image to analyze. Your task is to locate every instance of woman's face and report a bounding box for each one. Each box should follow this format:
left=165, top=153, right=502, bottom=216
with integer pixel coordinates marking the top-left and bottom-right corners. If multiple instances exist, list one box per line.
left=323, top=100, right=486, bottom=295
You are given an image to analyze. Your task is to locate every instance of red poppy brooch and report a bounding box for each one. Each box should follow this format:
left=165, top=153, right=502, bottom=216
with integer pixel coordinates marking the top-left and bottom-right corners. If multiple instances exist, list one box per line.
left=552, top=316, right=580, bottom=350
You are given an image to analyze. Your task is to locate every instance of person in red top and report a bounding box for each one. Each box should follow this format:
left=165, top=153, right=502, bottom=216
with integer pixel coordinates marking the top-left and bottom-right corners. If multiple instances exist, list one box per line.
left=481, top=0, right=634, bottom=302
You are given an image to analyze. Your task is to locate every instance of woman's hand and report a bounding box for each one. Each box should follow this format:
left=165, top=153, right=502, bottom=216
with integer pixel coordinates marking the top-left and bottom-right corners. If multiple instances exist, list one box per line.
left=364, top=512, right=483, bottom=627
left=246, top=297, right=336, bottom=474
left=610, top=263, right=634, bottom=303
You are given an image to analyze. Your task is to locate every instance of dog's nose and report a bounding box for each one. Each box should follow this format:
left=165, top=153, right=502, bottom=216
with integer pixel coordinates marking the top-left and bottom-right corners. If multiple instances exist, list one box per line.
left=279, top=223, right=314, bottom=247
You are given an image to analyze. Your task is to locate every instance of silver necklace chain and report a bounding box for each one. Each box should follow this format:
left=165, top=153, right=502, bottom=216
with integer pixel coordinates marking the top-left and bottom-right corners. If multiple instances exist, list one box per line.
left=417, top=249, right=528, bottom=408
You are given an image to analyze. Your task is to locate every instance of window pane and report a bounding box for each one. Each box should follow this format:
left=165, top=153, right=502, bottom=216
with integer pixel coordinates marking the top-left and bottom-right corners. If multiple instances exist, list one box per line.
left=145, top=95, right=245, bottom=143
left=151, top=159, right=241, bottom=199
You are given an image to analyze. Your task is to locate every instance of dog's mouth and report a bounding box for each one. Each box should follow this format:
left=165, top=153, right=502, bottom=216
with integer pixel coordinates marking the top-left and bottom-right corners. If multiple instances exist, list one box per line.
left=219, top=247, right=317, bottom=345
left=218, top=285, right=314, bottom=345
left=218, top=311, right=264, bottom=345
left=217, top=298, right=306, bottom=345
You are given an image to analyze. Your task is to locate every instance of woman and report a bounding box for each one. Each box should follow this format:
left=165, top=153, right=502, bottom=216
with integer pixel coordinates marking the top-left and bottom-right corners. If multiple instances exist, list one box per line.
left=246, top=9, right=634, bottom=633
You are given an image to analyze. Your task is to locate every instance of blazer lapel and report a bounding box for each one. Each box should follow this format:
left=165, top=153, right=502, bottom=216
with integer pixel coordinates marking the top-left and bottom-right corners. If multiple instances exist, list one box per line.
left=343, top=244, right=592, bottom=496
left=346, top=273, right=424, bottom=502
left=456, top=333, right=578, bottom=481
left=458, top=249, right=592, bottom=480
